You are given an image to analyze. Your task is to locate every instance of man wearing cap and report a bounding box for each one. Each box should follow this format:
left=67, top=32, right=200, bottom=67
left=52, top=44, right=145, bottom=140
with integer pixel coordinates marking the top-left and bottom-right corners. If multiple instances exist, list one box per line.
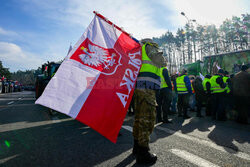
left=133, top=38, right=167, bottom=164
left=210, top=69, right=226, bottom=120
left=176, top=69, right=193, bottom=119
left=156, top=65, right=173, bottom=123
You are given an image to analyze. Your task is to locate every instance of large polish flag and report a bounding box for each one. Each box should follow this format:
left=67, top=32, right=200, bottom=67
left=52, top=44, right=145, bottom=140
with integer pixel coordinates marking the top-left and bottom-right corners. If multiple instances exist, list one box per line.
left=35, top=12, right=142, bottom=143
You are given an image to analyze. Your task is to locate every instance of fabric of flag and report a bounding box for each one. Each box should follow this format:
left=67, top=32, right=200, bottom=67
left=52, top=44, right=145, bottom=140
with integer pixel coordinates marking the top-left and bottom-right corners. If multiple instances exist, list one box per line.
left=67, top=43, right=73, bottom=56
left=35, top=14, right=142, bottom=143
left=199, top=72, right=205, bottom=81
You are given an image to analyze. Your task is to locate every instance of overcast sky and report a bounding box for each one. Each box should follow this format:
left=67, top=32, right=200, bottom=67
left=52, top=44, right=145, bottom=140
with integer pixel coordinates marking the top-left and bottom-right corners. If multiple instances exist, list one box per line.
left=0, top=0, right=249, bottom=72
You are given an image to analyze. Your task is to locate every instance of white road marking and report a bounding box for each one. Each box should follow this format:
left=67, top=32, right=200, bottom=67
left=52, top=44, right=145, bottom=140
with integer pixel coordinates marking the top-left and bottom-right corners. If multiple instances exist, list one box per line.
left=156, top=126, right=250, bottom=161
left=122, top=125, right=250, bottom=161
left=18, top=98, right=22, bottom=99
left=0, top=154, right=20, bottom=164
left=0, top=118, right=73, bottom=133
left=170, top=149, right=220, bottom=167
left=7, top=101, right=14, bottom=105
left=51, top=116, right=61, bottom=123
left=0, top=98, right=35, bottom=101
left=122, top=125, right=133, bottom=132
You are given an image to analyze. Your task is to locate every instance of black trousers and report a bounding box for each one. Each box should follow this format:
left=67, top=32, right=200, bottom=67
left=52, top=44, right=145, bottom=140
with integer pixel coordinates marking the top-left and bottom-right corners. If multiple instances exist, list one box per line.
left=177, top=94, right=190, bottom=117
left=211, top=93, right=226, bottom=120
left=235, top=96, right=249, bottom=124
left=195, top=96, right=203, bottom=116
left=205, top=94, right=212, bottom=116
left=156, top=88, right=172, bottom=122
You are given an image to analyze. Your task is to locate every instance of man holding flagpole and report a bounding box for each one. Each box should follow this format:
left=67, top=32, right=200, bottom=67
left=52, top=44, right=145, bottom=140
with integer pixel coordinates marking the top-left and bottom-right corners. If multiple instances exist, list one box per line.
left=35, top=11, right=165, bottom=165
left=133, top=38, right=167, bottom=165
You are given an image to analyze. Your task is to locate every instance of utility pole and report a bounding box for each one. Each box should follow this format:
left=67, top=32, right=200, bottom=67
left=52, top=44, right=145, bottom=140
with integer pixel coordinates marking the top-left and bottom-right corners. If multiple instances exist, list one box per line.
left=181, top=12, right=196, bottom=63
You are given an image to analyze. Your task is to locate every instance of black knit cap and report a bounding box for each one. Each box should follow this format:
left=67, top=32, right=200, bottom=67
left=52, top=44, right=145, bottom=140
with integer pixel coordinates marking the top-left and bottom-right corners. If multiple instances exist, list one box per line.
left=205, top=74, right=211, bottom=79
left=241, top=65, right=248, bottom=71
left=218, top=69, right=224, bottom=74
left=182, top=69, right=187, bottom=74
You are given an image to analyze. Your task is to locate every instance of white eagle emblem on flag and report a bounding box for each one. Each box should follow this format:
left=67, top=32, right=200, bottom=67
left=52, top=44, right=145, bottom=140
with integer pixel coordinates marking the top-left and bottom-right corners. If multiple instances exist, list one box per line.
left=75, top=41, right=122, bottom=75
left=79, top=44, right=110, bottom=67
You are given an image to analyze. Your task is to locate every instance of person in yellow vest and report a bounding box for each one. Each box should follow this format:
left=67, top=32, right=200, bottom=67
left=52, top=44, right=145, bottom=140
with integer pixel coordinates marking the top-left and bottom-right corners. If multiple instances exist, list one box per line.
left=210, top=69, right=226, bottom=121
left=133, top=38, right=167, bottom=165
left=223, top=71, right=232, bottom=94
left=176, top=69, right=193, bottom=119
left=156, top=66, right=173, bottom=123
left=202, top=74, right=212, bottom=116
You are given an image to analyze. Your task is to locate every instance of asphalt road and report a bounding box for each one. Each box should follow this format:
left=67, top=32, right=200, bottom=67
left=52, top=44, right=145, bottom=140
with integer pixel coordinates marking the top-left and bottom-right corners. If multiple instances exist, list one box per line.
left=0, top=91, right=249, bottom=167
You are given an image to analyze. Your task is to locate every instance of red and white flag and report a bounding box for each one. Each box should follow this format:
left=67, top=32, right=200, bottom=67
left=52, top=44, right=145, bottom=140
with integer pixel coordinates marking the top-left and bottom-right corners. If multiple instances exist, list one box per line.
left=35, top=12, right=142, bottom=143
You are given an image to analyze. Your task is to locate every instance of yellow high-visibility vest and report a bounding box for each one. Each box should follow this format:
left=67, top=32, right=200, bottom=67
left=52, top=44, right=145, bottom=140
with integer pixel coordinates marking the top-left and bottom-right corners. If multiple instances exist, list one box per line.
left=160, top=67, right=169, bottom=88
left=137, top=43, right=161, bottom=89
left=210, top=75, right=225, bottom=93
left=176, top=75, right=188, bottom=94
left=223, top=76, right=230, bottom=93
left=202, top=78, right=210, bottom=91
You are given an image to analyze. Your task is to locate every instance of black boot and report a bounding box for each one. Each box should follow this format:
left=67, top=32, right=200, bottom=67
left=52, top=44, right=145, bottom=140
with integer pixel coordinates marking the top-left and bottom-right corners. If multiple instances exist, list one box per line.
left=136, top=146, right=157, bottom=165
left=132, top=140, right=138, bottom=155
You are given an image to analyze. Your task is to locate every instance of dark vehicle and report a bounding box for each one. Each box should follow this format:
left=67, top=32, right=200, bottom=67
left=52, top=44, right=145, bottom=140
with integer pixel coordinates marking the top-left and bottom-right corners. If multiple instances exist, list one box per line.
left=35, top=62, right=61, bottom=99
left=181, top=49, right=250, bottom=75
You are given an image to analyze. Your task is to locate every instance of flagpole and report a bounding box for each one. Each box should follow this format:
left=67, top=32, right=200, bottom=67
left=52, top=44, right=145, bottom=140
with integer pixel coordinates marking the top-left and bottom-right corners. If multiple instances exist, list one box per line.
left=93, top=11, right=139, bottom=43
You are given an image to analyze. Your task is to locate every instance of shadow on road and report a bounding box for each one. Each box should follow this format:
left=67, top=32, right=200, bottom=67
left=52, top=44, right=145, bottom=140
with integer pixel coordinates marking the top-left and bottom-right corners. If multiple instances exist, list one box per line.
left=0, top=119, right=134, bottom=167
left=153, top=110, right=250, bottom=155
left=208, top=121, right=250, bottom=153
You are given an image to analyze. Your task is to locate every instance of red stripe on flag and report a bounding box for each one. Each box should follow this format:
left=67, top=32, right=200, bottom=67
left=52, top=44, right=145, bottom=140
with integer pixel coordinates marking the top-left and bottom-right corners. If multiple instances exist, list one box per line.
left=75, top=33, right=141, bottom=143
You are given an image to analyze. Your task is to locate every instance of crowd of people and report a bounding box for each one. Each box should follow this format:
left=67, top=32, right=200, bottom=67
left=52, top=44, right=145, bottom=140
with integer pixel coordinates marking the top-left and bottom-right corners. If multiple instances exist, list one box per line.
left=129, top=65, right=250, bottom=125
left=128, top=38, right=249, bottom=165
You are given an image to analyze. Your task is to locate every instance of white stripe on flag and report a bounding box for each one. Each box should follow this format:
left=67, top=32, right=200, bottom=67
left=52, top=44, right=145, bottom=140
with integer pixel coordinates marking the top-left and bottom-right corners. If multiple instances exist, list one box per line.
left=35, top=60, right=100, bottom=118
left=36, top=15, right=123, bottom=119
left=66, top=15, right=122, bottom=60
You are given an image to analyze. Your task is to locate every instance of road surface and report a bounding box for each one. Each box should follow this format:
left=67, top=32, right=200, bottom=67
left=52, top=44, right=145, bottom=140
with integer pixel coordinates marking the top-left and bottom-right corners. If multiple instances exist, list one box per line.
left=0, top=91, right=249, bottom=167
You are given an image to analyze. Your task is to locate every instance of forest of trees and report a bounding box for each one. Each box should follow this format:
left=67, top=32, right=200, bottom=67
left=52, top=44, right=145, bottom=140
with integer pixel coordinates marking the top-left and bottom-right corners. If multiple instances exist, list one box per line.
left=0, top=61, right=40, bottom=85
left=11, top=69, right=40, bottom=85
left=153, top=14, right=250, bottom=73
